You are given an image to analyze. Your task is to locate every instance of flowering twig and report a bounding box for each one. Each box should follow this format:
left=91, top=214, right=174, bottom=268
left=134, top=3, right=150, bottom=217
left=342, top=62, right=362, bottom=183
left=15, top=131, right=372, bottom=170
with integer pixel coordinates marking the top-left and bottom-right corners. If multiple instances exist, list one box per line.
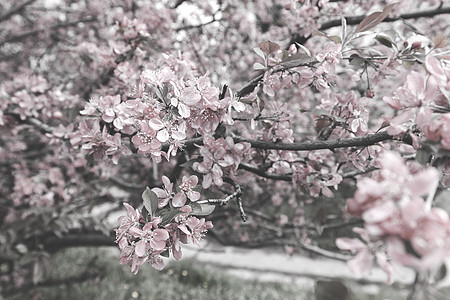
left=197, top=191, right=239, bottom=206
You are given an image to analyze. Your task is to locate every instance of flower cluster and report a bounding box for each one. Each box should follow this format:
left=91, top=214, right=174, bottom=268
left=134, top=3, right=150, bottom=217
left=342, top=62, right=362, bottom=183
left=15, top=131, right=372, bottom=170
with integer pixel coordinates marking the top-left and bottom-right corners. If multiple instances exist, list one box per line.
left=193, top=136, right=251, bottom=188
left=382, top=54, right=450, bottom=149
left=76, top=65, right=246, bottom=164
left=320, top=90, right=369, bottom=134
left=337, top=151, right=450, bottom=280
left=115, top=200, right=212, bottom=274
left=152, top=175, right=200, bottom=208
left=116, top=204, right=168, bottom=273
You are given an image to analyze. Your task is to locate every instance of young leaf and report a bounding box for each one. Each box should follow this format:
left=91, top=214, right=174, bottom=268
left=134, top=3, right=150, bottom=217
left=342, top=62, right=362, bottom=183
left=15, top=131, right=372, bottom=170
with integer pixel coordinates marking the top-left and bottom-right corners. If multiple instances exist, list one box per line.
left=160, top=250, right=170, bottom=258
left=416, top=148, right=432, bottom=165
left=312, top=29, right=327, bottom=37
left=280, top=52, right=311, bottom=68
left=142, top=187, right=159, bottom=218
left=312, top=30, right=341, bottom=43
left=355, top=3, right=397, bottom=33
left=253, top=62, right=266, bottom=70
left=375, top=34, right=394, bottom=48
left=348, top=54, right=365, bottom=67
left=296, top=43, right=311, bottom=57
left=433, top=33, right=448, bottom=49
left=259, top=40, right=280, bottom=55
left=189, top=203, right=215, bottom=216
left=253, top=46, right=266, bottom=59
left=329, top=35, right=342, bottom=44
left=160, top=209, right=185, bottom=226
left=142, top=206, right=149, bottom=221
left=155, top=84, right=168, bottom=101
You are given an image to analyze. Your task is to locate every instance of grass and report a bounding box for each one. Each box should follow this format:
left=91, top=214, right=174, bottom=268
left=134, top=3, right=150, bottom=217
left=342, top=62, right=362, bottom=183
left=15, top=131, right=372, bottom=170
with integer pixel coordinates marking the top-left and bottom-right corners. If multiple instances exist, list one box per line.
left=9, top=247, right=313, bottom=300
left=7, top=247, right=450, bottom=300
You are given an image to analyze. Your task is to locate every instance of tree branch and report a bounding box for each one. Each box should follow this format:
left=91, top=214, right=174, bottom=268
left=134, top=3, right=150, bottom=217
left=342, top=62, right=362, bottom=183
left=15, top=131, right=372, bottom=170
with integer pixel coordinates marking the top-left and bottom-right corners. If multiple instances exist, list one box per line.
left=0, top=0, right=36, bottom=23
left=291, top=6, right=450, bottom=46
left=0, top=16, right=97, bottom=46
left=43, top=232, right=115, bottom=252
left=233, top=130, right=394, bottom=151
left=235, top=73, right=264, bottom=98
left=6, top=112, right=55, bottom=134
left=239, top=163, right=292, bottom=181
left=320, top=5, right=450, bottom=31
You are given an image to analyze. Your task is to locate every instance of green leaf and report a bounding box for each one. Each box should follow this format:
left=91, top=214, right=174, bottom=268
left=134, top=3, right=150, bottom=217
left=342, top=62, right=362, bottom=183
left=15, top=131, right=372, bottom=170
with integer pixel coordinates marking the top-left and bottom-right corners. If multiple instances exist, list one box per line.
left=280, top=52, right=311, bottom=68
left=142, top=187, right=159, bottom=218
left=349, top=54, right=365, bottom=67
left=415, top=148, right=432, bottom=165
left=375, top=34, right=394, bottom=48
left=142, top=206, right=149, bottom=221
left=160, top=250, right=170, bottom=258
left=160, top=209, right=185, bottom=226
left=189, top=203, right=215, bottom=216
left=155, top=84, right=168, bottom=101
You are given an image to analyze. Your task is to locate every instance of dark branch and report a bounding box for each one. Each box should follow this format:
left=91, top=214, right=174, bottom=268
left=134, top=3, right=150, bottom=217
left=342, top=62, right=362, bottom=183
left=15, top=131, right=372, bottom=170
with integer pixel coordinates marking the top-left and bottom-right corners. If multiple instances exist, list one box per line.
left=320, top=5, right=450, bottom=31
left=0, top=0, right=36, bottom=23
left=235, top=73, right=264, bottom=98
left=173, top=0, right=188, bottom=8
left=239, top=163, right=292, bottom=181
left=292, top=6, right=450, bottom=45
left=6, top=112, right=55, bottom=134
left=234, top=130, right=394, bottom=151
left=0, top=16, right=97, bottom=46
left=176, top=17, right=220, bottom=31
left=43, top=232, right=115, bottom=252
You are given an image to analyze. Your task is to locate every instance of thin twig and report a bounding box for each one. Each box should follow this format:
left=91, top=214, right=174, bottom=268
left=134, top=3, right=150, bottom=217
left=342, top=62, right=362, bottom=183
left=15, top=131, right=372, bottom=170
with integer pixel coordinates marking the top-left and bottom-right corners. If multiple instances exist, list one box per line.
left=320, top=6, right=450, bottom=32
left=224, top=178, right=247, bottom=222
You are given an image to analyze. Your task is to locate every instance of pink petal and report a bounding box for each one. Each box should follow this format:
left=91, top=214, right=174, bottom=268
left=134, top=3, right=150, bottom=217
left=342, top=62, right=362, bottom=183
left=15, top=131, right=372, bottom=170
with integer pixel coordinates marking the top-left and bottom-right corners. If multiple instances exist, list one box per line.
left=172, top=193, right=186, bottom=207
left=362, top=201, right=396, bottom=223
left=408, top=168, right=439, bottom=196
left=135, top=240, right=147, bottom=257
left=153, top=229, right=169, bottom=241
left=151, top=256, right=165, bottom=270
left=347, top=249, right=373, bottom=277
left=150, top=239, right=166, bottom=251
left=336, top=238, right=366, bottom=253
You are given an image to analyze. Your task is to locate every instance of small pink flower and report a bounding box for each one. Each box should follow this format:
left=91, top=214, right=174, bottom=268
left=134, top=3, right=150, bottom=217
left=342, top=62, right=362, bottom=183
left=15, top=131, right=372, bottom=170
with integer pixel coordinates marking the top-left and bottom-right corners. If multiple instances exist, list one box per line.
left=141, top=67, right=174, bottom=86
left=129, top=220, right=169, bottom=256
left=152, top=176, right=174, bottom=208
left=172, top=175, right=200, bottom=207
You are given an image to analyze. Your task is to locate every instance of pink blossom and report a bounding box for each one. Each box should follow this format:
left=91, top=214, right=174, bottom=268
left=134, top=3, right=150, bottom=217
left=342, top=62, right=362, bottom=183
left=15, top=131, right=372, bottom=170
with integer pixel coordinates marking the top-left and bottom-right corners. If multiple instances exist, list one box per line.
left=131, top=120, right=161, bottom=152
left=141, top=67, right=174, bottom=86
left=130, top=221, right=169, bottom=256
left=172, top=175, right=200, bottom=207
left=171, top=85, right=201, bottom=118
left=152, top=175, right=174, bottom=208
left=316, top=42, right=342, bottom=66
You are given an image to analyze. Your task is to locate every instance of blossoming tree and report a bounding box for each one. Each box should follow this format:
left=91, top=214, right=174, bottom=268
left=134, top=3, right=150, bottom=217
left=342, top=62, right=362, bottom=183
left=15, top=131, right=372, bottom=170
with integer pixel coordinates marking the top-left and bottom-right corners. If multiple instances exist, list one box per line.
left=1, top=0, right=450, bottom=298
